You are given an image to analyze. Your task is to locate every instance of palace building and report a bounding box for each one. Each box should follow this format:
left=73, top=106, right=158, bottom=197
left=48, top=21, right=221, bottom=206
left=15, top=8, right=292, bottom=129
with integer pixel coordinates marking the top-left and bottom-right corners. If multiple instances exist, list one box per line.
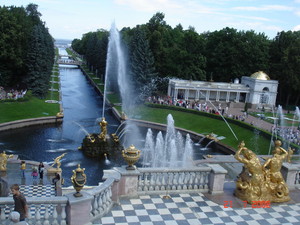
left=167, top=71, right=278, bottom=108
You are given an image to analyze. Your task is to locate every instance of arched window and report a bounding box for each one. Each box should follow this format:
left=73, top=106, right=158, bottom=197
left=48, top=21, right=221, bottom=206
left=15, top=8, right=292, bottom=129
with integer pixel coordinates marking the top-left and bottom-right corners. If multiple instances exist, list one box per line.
left=262, top=87, right=269, bottom=92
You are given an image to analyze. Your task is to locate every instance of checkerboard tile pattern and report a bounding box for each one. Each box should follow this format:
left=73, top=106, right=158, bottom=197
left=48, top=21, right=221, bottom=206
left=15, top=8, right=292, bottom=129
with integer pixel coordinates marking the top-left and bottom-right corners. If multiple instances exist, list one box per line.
left=19, top=184, right=56, bottom=197
left=6, top=184, right=56, bottom=216
left=97, top=193, right=300, bottom=225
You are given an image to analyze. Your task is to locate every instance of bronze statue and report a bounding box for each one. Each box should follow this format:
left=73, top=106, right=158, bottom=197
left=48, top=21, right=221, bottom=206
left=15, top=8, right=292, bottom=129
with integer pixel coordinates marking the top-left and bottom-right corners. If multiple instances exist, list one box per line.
left=263, top=140, right=290, bottom=202
left=287, top=147, right=295, bottom=163
left=235, top=140, right=290, bottom=204
left=0, top=151, right=13, bottom=171
left=51, top=153, right=67, bottom=169
left=98, top=117, right=108, bottom=141
left=234, top=141, right=268, bottom=203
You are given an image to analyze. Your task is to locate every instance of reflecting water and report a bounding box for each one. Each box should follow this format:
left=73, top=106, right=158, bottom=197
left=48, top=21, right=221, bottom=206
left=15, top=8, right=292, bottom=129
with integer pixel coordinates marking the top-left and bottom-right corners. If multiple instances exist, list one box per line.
left=0, top=57, right=122, bottom=186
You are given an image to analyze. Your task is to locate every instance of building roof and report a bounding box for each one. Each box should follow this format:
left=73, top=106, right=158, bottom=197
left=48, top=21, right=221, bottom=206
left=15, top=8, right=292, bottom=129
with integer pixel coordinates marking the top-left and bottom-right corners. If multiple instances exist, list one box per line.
left=250, top=71, right=270, bottom=80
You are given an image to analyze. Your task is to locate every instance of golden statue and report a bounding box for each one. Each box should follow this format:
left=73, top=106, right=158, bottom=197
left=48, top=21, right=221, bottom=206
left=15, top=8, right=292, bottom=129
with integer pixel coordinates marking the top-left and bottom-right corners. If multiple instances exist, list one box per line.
left=48, top=153, right=67, bottom=174
left=0, top=151, right=13, bottom=171
left=206, top=133, right=219, bottom=142
left=98, top=117, right=108, bottom=141
left=235, top=140, right=290, bottom=204
left=287, top=147, right=295, bottom=163
left=234, top=141, right=268, bottom=203
left=263, top=140, right=290, bottom=202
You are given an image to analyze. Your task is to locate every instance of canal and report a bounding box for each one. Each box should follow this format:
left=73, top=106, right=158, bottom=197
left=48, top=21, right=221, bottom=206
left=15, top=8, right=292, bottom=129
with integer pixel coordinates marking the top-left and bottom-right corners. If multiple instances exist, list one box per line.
left=0, top=48, right=122, bottom=186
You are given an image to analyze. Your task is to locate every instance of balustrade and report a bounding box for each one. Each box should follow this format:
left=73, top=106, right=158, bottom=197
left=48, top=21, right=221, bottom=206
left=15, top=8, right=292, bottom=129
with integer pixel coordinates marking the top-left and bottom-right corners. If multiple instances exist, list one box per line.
left=137, top=167, right=211, bottom=194
left=86, top=177, right=114, bottom=222
left=0, top=196, right=67, bottom=224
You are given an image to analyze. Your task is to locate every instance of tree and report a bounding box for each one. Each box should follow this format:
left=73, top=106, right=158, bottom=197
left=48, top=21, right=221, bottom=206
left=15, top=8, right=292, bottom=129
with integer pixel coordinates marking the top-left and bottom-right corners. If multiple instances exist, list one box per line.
left=129, top=26, right=157, bottom=101
left=204, top=27, right=270, bottom=82
left=270, top=31, right=300, bottom=106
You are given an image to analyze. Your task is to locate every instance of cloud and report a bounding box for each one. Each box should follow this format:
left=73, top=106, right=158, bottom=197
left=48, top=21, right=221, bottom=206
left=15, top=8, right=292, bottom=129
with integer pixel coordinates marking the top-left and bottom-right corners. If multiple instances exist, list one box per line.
left=114, top=0, right=182, bottom=12
left=233, top=5, right=293, bottom=11
left=292, top=24, right=300, bottom=31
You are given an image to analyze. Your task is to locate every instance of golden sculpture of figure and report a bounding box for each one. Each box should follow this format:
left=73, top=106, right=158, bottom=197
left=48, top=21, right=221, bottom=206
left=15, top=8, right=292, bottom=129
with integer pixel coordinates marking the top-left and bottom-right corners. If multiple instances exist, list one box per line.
left=0, top=151, right=13, bottom=171
left=206, top=133, right=219, bottom=142
left=287, top=147, right=295, bottom=163
left=98, top=117, right=108, bottom=141
left=263, top=140, right=290, bottom=202
left=51, top=153, right=67, bottom=169
left=234, top=141, right=268, bottom=203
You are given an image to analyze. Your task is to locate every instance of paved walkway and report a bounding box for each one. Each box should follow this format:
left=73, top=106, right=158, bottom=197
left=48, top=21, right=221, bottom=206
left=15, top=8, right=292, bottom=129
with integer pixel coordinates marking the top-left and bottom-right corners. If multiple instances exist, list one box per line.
left=97, top=187, right=300, bottom=225
left=227, top=107, right=273, bottom=132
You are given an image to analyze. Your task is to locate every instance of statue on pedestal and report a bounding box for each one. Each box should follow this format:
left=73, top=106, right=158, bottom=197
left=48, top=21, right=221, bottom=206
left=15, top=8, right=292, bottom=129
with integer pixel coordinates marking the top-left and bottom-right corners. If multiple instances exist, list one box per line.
left=263, top=140, right=290, bottom=202
left=48, top=153, right=67, bottom=174
left=98, top=117, right=108, bottom=141
left=234, top=140, right=290, bottom=204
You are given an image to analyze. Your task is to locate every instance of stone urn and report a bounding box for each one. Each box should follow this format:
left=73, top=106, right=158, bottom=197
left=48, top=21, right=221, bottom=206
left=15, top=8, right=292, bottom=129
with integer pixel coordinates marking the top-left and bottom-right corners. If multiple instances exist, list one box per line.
left=71, top=164, right=87, bottom=197
left=122, top=145, right=141, bottom=170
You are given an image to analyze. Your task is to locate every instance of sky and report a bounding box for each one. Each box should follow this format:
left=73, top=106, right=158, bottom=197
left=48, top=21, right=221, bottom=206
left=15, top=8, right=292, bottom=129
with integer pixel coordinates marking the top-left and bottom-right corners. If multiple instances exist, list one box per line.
left=3, top=0, right=300, bottom=40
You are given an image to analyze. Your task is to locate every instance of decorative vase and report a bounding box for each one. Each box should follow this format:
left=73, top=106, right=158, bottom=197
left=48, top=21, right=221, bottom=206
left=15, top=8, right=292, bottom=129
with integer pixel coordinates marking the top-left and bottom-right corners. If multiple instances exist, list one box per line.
left=122, top=145, right=141, bottom=170
left=71, top=164, right=87, bottom=197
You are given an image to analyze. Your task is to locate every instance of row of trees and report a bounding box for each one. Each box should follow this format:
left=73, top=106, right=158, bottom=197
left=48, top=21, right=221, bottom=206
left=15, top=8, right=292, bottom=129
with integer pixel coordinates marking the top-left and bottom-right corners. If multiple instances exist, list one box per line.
left=0, top=4, right=54, bottom=97
left=73, top=12, right=300, bottom=107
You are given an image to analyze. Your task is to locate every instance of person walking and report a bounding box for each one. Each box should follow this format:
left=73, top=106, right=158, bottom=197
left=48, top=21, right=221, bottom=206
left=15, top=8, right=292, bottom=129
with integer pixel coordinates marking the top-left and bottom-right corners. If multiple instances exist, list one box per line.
left=31, top=167, right=38, bottom=183
left=10, top=184, right=28, bottom=222
left=38, top=162, right=44, bottom=180
left=20, top=161, right=26, bottom=178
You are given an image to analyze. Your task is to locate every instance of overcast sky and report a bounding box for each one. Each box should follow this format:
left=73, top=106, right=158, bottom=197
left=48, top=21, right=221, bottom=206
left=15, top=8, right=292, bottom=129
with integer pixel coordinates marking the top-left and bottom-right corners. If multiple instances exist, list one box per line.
left=3, top=0, right=300, bottom=40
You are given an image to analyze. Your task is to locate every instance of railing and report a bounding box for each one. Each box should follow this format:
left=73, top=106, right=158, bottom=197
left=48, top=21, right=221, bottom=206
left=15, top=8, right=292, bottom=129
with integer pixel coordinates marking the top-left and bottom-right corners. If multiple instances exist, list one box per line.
left=0, top=196, right=68, bottom=224
left=137, top=167, right=211, bottom=194
left=294, top=168, right=300, bottom=187
left=57, top=59, right=82, bottom=66
left=86, top=177, right=114, bottom=222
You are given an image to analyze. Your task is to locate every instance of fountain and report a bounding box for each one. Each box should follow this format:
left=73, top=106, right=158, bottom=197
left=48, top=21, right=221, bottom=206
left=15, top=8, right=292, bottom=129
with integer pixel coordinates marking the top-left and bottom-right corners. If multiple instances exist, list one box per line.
left=141, top=114, right=194, bottom=168
left=78, top=117, right=122, bottom=158
left=102, top=22, right=134, bottom=118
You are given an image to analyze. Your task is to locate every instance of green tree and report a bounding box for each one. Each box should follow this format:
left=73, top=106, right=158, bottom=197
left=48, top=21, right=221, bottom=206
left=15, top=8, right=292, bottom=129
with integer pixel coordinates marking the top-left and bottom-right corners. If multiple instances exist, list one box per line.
left=270, top=31, right=300, bottom=106
left=130, top=26, right=157, bottom=101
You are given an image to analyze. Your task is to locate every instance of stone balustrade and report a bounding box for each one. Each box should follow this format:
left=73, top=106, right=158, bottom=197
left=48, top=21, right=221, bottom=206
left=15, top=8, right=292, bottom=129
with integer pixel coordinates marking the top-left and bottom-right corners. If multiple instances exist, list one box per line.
left=281, top=162, right=300, bottom=190
left=137, top=167, right=211, bottom=194
left=0, top=196, right=68, bottom=224
left=103, top=165, right=228, bottom=198
left=86, top=177, right=114, bottom=222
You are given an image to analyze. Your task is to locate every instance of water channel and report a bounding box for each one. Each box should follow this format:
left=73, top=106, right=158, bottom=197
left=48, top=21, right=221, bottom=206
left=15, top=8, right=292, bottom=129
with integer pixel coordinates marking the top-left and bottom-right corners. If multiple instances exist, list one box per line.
left=0, top=48, right=122, bottom=186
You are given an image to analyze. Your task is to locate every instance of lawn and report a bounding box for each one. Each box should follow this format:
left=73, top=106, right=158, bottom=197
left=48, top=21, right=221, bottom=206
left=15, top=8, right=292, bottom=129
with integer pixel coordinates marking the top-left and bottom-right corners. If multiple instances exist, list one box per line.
left=131, top=105, right=272, bottom=154
left=0, top=92, right=60, bottom=123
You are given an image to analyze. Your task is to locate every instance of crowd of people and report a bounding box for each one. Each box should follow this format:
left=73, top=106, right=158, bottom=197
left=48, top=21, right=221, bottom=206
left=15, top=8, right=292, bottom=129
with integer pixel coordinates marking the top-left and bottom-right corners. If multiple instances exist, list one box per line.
left=147, top=96, right=248, bottom=121
left=0, top=87, right=27, bottom=100
left=272, top=126, right=300, bottom=146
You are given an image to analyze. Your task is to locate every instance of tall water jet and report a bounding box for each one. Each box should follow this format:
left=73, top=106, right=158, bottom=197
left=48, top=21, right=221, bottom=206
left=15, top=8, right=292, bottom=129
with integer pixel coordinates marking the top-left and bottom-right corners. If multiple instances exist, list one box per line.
left=141, top=114, right=194, bottom=168
left=102, top=22, right=134, bottom=118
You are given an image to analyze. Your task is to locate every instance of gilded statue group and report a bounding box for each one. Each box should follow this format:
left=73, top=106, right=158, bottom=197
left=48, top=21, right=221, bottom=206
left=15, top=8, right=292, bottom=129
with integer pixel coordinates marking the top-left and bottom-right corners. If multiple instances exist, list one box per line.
left=235, top=140, right=291, bottom=204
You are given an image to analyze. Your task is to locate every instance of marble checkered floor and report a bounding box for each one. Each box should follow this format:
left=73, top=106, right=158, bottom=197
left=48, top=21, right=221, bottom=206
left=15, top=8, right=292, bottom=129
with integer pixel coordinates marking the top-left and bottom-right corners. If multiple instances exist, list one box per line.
left=96, top=193, right=300, bottom=225
left=17, top=184, right=56, bottom=197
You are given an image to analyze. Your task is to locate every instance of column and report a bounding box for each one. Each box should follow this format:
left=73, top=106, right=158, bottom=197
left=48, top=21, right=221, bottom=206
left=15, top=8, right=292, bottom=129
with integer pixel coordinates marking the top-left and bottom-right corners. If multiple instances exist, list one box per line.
left=236, top=92, right=240, bottom=102
left=226, top=92, right=230, bottom=102
left=167, top=84, right=171, bottom=97
left=206, top=90, right=210, bottom=101
left=174, top=89, right=178, bottom=100
left=216, top=91, right=220, bottom=101
left=196, top=90, right=200, bottom=100
left=185, top=89, right=189, bottom=100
